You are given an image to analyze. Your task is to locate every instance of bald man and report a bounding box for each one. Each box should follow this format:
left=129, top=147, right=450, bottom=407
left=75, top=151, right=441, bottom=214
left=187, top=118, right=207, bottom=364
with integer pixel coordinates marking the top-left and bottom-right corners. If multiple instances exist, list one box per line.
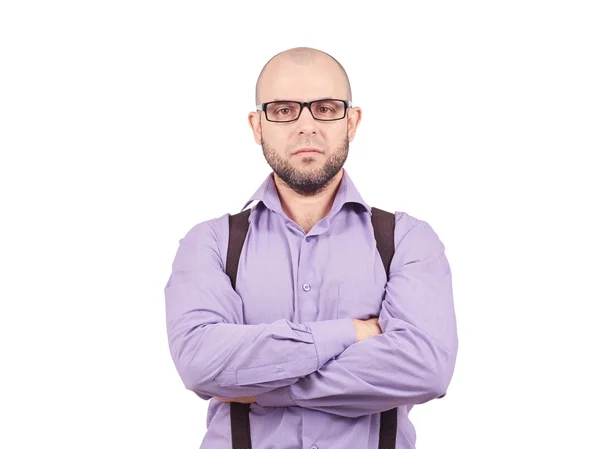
left=247, top=48, right=358, bottom=233
left=165, top=47, right=458, bottom=449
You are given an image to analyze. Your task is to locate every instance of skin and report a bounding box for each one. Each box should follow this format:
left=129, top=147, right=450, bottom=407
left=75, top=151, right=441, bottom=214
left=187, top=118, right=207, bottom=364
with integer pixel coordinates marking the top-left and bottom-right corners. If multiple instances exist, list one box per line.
left=215, top=47, right=368, bottom=405
left=248, top=47, right=362, bottom=234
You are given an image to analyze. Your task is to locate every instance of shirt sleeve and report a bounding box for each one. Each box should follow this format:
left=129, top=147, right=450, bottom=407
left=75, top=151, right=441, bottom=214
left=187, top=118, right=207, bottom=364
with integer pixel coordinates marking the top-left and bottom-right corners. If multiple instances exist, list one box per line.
left=165, top=219, right=357, bottom=400
left=255, top=218, right=459, bottom=418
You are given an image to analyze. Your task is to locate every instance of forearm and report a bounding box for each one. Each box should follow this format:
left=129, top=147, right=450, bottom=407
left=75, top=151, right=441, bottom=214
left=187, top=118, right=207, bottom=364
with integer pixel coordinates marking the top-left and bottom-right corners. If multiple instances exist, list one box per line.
left=167, top=279, right=356, bottom=398
left=255, top=312, right=457, bottom=417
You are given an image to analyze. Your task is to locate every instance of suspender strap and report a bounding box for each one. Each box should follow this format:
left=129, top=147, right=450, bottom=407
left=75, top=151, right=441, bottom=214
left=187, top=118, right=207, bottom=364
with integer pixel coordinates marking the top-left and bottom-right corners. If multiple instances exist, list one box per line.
left=230, top=402, right=252, bottom=449
left=225, top=206, right=397, bottom=449
left=226, top=208, right=251, bottom=291
left=226, top=209, right=252, bottom=449
left=371, top=207, right=396, bottom=280
left=371, top=207, right=398, bottom=449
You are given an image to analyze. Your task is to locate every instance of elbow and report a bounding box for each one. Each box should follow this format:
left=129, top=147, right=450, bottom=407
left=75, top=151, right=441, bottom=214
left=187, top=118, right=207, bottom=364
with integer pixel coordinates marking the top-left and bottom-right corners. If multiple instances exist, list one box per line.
left=170, top=335, right=236, bottom=395
left=179, top=366, right=213, bottom=398
left=429, top=376, right=450, bottom=401
left=178, top=362, right=203, bottom=392
left=175, top=356, right=220, bottom=394
left=416, top=371, right=449, bottom=404
left=170, top=348, right=201, bottom=391
left=172, top=343, right=218, bottom=393
left=168, top=328, right=213, bottom=393
left=429, top=344, right=457, bottom=400
left=404, top=337, right=457, bottom=404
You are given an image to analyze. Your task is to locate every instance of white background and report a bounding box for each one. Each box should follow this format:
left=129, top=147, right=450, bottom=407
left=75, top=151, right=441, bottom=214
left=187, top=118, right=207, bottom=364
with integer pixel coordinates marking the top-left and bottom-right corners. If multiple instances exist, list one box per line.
left=1, top=1, right=599, bottom=448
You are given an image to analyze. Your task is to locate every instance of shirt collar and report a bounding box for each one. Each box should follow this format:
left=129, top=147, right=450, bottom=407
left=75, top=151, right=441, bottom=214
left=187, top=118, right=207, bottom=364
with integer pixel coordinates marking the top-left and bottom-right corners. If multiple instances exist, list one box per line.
left=240, top=168, right=372, bottom=217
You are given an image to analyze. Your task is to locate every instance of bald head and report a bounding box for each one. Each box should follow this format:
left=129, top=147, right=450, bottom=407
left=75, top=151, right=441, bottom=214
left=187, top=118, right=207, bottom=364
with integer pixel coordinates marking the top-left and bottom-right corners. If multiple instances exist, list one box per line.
left=255, top=47, right=352, bottom=105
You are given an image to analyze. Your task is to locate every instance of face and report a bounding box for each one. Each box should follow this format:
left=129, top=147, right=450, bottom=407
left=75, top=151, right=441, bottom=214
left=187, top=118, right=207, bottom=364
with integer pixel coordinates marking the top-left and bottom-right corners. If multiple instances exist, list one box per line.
left=248, top=55, right=362, bottom=196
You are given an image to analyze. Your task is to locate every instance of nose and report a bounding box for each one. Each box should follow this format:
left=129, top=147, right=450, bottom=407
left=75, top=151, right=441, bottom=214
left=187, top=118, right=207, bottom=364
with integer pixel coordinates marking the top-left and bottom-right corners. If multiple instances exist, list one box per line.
left=296, top=105, right=317, bottom=135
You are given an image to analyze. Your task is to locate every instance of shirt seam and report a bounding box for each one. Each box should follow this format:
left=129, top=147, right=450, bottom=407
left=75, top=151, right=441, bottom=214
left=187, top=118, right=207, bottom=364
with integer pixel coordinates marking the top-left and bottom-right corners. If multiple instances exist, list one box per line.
left=206, top=220, right=224, bottom=271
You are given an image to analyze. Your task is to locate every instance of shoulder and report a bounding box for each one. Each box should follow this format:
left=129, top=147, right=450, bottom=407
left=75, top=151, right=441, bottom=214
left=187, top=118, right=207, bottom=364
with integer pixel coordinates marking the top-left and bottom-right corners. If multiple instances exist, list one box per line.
left=391, top=210, right=446, bottom=265
left=178, top=212, right=233, bottom=265
left=183, top=212, right=228, bottom=242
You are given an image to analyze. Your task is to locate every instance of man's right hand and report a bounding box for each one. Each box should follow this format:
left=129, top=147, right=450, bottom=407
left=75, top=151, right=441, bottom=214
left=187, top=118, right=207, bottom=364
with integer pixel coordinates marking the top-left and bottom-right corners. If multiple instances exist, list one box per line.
left=352, top=317, right=382, bottom=343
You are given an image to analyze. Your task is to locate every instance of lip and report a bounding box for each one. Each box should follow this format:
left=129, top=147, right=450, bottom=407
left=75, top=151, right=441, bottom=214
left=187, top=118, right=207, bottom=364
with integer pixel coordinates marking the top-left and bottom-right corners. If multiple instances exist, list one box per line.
left=293, top=148, right=322, bottom=156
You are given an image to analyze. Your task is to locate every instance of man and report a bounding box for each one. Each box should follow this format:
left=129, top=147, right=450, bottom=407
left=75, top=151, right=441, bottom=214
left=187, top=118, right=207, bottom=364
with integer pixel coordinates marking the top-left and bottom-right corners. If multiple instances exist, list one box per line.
left=165, top=47, right=458, bottom=449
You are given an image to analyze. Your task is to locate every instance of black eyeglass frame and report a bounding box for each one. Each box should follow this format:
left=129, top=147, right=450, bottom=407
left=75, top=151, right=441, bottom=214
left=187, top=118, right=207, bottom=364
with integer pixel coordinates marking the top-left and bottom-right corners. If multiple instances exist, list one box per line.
left=256, top=98, right=352, bottom=122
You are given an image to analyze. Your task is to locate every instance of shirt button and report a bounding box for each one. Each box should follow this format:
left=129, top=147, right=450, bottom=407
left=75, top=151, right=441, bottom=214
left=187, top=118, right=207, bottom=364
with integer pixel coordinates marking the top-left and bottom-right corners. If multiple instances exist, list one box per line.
left=302, top=283, right=311, bottom=292
left=306, top=237, right=311, bottom=242
left=310, top=445, right=318, bottom=449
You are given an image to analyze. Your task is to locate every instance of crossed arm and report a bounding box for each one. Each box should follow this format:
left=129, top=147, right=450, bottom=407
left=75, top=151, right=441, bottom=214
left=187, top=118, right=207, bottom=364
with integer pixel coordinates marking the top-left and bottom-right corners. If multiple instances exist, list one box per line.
left=165, top=217, right=458, bottom=418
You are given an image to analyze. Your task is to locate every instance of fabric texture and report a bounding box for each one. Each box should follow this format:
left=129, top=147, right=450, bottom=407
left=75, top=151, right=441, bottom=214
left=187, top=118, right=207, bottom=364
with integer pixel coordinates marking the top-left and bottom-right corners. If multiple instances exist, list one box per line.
left=164, top=168, right=458, bottom=449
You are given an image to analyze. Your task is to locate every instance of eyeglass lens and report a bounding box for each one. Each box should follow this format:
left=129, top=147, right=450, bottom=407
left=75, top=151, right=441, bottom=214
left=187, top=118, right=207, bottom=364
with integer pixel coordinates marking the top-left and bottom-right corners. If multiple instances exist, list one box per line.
left=265, top=100, right=346, bottom=122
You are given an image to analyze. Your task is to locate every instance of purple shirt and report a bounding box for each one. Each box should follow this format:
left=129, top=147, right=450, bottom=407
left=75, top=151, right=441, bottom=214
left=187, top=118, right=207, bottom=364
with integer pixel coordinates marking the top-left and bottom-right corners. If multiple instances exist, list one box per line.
left=165, top=168, right=458, bottom=449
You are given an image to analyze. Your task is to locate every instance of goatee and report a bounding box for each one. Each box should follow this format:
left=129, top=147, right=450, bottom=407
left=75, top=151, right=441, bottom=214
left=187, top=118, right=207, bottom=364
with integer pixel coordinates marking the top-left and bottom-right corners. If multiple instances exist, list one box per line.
left=261, top=136, right=349, bottom=196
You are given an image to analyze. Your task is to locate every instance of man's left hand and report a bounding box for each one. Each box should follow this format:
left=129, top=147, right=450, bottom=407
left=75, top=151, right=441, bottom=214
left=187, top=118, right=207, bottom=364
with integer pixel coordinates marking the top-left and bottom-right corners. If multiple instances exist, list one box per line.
left=214, top=396, right=256, bottom=404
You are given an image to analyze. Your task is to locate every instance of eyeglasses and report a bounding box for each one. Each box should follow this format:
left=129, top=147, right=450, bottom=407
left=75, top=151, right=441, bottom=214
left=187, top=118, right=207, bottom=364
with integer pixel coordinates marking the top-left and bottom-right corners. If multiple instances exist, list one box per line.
left=256, top=98, right=352, bottom=122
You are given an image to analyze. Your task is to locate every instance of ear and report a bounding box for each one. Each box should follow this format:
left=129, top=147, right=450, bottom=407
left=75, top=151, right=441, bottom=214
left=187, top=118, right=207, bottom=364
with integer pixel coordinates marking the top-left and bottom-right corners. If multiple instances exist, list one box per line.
left=248, top=111, right=262, bottom=145
left=346, top=106, right=362, bottom=142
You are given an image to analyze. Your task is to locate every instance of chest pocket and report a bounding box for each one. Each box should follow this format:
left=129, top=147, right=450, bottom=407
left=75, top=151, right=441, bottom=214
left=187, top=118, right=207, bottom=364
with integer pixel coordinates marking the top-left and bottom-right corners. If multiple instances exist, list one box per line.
left=336, top=281, right=385, bottom=320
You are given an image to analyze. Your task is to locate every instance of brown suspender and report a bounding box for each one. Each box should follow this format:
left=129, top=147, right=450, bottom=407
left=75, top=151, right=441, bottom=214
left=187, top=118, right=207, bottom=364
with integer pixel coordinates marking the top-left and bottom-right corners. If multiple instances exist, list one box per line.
left=371, top=207, right=398, bottom=449
left=225, top=206, right=397, bottom=449
left=226, top=208, right=253, bottom=449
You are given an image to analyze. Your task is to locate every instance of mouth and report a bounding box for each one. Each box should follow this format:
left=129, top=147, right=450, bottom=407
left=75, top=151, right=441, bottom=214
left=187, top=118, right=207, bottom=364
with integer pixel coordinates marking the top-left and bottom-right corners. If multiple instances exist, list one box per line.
left=293, top=147, right=323, bottom=156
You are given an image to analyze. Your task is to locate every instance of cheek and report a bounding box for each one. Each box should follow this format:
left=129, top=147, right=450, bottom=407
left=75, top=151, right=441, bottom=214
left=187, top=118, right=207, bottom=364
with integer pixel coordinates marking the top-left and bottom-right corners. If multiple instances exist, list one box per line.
left=263, top=132, right=289, bottom=152
left=327, top=124, right=347, bottom=140
left=326, top=131, right=346, bottom=147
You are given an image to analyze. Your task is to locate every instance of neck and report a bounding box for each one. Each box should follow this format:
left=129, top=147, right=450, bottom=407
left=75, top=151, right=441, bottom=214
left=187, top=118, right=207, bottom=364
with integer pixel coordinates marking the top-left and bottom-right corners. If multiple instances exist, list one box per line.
left=273, top=169, right=344, bottom=234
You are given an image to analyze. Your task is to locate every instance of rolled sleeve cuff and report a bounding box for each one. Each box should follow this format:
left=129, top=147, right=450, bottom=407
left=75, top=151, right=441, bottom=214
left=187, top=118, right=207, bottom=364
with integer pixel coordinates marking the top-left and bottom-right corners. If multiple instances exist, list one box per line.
left=307, top=318, right=356, bottom=369
left=255, top=386, right=296, bottom=408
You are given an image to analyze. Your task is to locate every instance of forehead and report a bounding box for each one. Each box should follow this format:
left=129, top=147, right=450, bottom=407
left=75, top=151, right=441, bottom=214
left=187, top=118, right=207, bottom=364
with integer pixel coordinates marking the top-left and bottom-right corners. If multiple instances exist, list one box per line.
left=259, top=61, right=347, bottom=103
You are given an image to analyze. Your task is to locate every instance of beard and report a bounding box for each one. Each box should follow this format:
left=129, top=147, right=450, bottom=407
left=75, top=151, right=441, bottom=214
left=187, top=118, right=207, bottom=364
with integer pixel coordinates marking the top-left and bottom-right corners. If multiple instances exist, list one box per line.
left=261, top=135, right=349, bottom=196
